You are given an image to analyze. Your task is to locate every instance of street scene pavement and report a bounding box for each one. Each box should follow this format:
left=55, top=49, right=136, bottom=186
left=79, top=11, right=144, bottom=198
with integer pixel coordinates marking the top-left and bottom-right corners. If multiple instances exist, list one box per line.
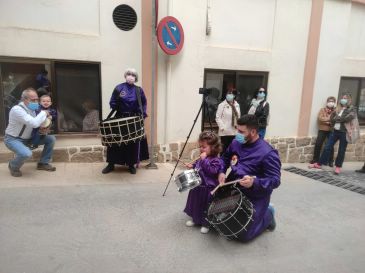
left=0, top=162, right=364, bottom=273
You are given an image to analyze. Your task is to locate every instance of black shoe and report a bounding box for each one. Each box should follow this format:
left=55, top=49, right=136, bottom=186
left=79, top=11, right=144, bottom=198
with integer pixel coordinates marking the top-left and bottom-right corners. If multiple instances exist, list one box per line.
left=37, top=163, right=56, bottom=171
left=355, top=168, right=365, bottom=174
left=8, top=163, right=22, bottom=177
left=128, top=166, right=137, bottom=174
left=102, top=163, right=114, bottom=174
left=329, top=162, right=334, bottom=168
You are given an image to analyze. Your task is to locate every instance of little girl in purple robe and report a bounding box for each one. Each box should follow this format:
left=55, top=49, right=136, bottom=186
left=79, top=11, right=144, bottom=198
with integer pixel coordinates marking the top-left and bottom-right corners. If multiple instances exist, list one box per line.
left=184, top=131, right=224, bottom=234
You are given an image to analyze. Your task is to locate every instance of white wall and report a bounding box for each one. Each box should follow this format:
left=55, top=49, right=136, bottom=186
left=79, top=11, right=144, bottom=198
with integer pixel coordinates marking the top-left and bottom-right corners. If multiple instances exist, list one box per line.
left=0, top=0, right=142, bottom=119
left=156, top=0, right=312, bottom=143
left=309, top=0, right=365, bottom=135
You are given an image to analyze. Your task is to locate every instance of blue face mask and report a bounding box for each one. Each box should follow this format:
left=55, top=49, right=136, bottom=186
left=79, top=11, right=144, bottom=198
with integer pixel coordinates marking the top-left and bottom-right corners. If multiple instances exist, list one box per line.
left=257, top=92, right=266, bottom=99
left=340, top=99, right=348, bottom=106
left=235, top=133, right=246, bottom=144
left=27, top=102, right=40, bottom=111
left=226, top=94, right=234, bottom=102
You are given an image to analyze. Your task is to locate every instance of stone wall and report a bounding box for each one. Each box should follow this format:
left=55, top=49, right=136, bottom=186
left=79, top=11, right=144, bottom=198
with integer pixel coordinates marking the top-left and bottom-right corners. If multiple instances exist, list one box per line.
left=156, top=134, right=365, bottom=164
left=1, top=134, right=364, bottom=164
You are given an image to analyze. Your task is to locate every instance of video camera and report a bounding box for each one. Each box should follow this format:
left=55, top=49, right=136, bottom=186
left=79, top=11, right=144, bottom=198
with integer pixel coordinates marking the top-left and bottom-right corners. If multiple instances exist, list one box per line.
left=199, top=87, right=213, bottom=95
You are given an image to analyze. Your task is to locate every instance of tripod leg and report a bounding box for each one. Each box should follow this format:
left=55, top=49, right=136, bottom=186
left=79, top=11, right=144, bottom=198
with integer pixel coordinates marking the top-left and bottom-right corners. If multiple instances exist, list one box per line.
left=162, top=101, right=204, bottom=196
left=203, top=96, right=214, bottom=131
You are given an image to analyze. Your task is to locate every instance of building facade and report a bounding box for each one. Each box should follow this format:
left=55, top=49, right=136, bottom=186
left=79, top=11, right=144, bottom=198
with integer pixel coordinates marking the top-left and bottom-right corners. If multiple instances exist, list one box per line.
left=0, top=0, right=364, bottom=163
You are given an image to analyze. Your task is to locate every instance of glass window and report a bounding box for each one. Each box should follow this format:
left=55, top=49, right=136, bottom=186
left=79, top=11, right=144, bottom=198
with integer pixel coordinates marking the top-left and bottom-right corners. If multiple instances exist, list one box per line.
left=55, top=62, right=101, bottom=133
left=0, top=61, right=51, bottom=134
left=202, top=69, right=268, bottom=131
left=339, top=77, right=365, bottom=125
left=0, top=58, right=101, bottom=135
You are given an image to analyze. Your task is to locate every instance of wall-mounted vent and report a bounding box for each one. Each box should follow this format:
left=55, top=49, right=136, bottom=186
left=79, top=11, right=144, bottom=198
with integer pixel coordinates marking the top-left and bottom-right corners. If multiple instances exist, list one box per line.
left=113, top=4, right=137, bottom=31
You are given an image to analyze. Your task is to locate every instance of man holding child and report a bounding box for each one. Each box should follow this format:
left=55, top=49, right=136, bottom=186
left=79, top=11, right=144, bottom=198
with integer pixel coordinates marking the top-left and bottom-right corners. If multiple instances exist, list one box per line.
left=4, top=88, right=56, bottom=177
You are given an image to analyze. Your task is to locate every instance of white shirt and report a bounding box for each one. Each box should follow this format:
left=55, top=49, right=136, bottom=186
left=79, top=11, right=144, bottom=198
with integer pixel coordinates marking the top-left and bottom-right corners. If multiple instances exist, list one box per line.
left=215, top=100, right=241, bottom=136
left=5, top=102, right=47, bottom=139
left=334, top=109, right=344, bottom=130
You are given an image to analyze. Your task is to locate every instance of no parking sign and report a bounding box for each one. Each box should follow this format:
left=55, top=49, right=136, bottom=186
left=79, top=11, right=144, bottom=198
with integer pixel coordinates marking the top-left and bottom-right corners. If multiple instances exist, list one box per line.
left=157, top=16, right=184, bottom=55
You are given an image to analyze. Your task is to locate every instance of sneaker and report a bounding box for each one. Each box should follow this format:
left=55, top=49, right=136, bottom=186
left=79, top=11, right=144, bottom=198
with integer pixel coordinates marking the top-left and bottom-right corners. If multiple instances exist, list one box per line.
left=185, top=220, right=195, bottom=227
left=355, top=168, right=365, bottom=174
left=329, top=162, right=334, bottom=168
left=102, top=163, right=114, bottom=174
left=308, top=163, right=321, bottom=169
left=8, top=163, right=22, bottom=177
left=128, top=166, right=137, bottom=174
left=334, top=167, right=341, bottom=175
left=267, top=204, right=276, bottom=231
left=200, top=227, right=210, bottom=234
left=37, top=163, right=56, bottom=172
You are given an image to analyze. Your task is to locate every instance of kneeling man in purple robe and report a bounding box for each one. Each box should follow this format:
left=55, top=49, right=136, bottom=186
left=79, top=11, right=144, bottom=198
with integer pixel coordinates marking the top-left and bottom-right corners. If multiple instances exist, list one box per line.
left=219, top=114, right=281, bottom=242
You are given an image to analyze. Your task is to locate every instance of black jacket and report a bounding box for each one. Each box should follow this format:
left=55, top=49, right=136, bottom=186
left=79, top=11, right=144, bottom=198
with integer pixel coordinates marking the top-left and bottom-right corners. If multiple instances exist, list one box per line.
left=248, top=100, right=270, bottom=128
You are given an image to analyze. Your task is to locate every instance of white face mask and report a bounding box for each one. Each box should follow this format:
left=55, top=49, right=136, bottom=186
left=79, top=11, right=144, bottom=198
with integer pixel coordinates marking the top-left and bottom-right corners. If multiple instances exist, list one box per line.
left=126, top=75, right=136, bottom=84
left=327, top=102, right=335, bottom=108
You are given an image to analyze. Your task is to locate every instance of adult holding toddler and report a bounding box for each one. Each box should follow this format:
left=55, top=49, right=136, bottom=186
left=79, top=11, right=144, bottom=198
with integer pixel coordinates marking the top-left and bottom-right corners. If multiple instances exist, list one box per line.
left=4, top=88, right=56, bottom=177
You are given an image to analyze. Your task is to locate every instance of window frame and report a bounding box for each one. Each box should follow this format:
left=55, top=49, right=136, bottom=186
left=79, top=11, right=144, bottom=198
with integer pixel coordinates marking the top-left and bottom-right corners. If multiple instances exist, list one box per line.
left=0, top=56, right=102, bottom=136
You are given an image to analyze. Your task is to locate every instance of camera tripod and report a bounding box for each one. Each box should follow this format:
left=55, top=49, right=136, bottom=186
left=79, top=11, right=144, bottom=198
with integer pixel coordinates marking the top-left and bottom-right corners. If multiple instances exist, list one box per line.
left=162, top=92, right=214, bottom=196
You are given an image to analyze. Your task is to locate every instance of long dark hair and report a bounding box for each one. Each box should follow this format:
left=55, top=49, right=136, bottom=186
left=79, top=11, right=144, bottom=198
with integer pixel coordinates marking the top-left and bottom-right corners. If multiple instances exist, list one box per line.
left=253, top=87, right=268, bottom=100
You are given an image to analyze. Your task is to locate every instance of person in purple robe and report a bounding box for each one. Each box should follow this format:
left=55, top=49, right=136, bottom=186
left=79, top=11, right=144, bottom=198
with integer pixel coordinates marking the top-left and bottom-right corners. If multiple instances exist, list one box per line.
left=184, top=131, right=224, bottom=234
left=218, top=114, right=281, bottom=242
left=102, top=68, right=149, bottom=175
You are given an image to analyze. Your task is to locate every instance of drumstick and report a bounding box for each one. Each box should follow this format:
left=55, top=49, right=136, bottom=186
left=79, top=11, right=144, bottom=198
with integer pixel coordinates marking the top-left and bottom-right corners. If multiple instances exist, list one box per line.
left=172, top=156, right=190, bottom=167
left=210, top=179, right=242, bottom=195
left=187, top=156, right=200, bottom=165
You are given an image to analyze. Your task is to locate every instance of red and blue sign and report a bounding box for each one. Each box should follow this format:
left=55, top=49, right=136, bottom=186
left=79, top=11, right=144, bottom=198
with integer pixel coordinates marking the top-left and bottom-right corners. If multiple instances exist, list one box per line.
left=157, top=16, right=184, bottom=55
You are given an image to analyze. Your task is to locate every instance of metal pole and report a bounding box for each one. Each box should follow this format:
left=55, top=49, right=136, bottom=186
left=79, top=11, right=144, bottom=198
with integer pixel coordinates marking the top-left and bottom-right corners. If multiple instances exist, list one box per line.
left=146, top=0, right=158, bottom=169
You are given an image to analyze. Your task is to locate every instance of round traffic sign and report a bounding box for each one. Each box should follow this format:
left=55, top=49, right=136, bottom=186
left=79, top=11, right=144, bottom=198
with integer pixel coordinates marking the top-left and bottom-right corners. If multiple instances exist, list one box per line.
left=157, top=16, right=184, bottom=55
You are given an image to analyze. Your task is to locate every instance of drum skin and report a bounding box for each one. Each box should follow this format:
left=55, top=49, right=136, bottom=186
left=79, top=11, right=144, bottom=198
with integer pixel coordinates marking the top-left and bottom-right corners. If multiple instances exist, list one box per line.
left=175, top=169, right=202, bottom=192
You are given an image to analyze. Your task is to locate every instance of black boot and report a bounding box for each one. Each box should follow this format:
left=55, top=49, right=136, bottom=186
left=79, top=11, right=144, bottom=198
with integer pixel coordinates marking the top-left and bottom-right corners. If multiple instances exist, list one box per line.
left=102, top=163, right=114, bottom=174
left=128, top=165, right=137, bottom=174
left=355, top=165, right=365, bottom=173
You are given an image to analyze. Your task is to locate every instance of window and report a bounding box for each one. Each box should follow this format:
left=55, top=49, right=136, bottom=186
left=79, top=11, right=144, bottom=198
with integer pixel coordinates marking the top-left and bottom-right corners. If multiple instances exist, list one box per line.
left=339, top=77, right=365, bottom=125
left=202, top=69, right=268, bottom=131
left=0, top=57, right=101, bottom=136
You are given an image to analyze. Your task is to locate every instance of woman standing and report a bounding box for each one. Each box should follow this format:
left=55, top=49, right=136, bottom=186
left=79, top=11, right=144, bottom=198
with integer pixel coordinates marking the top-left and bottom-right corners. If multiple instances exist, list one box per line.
left=247, top=87, right=270, bottom=139
left=310, top=96, right=336, bottom=166
left=310, top=94, right=356, bottom=175
left=102, top=68, right=149, bottom=175
left=215, top=89, right=240, bottom=153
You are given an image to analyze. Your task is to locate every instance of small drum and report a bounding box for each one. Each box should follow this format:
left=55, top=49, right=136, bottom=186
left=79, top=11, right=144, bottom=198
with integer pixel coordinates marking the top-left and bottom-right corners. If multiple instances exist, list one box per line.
left=99, top=116, right=145, bottom=147
left=39, top=118, right=52, bottom=135
left=174, top=169, right=201, bottom=192
left=206, top=185, right=254, bottom=240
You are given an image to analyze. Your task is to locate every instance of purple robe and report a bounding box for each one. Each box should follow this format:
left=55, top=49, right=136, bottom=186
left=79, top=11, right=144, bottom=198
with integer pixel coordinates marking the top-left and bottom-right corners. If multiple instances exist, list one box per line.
left=106, top=82, right=149, bottom=166
left=184, top=157, right=224, bottom=226
left=221, top=138, right=281, bottom=242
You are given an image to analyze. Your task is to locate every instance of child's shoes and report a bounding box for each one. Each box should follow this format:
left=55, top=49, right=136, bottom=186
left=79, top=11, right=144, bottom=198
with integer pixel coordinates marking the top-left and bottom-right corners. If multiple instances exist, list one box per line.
left=185, top=220, right=195, bottom=227
left=200, top=226, right=209, bottom=234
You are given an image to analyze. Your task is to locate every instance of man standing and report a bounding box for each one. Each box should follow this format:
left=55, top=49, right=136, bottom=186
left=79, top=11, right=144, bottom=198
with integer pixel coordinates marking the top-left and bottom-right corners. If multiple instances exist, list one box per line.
left=219, top=114, right=281, bottom=242
left=4, top=88, right=56, bottom=177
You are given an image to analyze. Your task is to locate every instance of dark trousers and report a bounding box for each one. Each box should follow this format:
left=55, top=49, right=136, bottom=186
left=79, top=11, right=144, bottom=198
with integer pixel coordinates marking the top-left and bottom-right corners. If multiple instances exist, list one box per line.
left=319, top=130, right=348, bottom=168
left=312, top=130, right=334, bottom=164
left=220, top=135, right=235, bottom=154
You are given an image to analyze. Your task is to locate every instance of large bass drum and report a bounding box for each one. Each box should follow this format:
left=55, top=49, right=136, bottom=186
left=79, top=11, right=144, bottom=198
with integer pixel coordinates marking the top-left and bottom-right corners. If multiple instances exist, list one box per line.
left=99, top=115, right=145, bottom=147
left=206, top=184, right=254, bottom=240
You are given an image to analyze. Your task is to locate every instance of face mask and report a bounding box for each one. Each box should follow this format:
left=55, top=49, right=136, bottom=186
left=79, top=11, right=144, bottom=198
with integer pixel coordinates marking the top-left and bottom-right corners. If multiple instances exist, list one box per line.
left=327, top=102, right=335, bottom=108
left=235, top=133, right=246, bottom=144
left=257, top=92, right=266, bottom=99
left=126, top=75, right=136, bottom=84
left=226, top=94, right=234, bottom=102
left=27, top=102, right=39, bottom=111
left=340, top=99, right=348, bottom=106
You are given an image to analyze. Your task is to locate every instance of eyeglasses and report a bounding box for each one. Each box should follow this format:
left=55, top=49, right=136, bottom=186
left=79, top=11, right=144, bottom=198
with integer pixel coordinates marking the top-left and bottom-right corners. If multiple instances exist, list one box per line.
left=27, top=98, right=39, bottom=103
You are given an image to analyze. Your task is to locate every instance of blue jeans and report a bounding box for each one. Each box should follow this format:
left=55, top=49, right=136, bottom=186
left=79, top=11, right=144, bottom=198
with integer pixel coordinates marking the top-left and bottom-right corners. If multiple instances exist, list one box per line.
left=319, top=130, right=348, bottom=168
left=4, top=134, right=56, bottom=170
left=258, top=127, right=266, bottom=139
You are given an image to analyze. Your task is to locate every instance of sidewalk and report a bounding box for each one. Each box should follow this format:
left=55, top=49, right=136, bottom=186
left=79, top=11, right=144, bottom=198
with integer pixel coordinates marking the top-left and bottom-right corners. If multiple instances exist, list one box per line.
left=0, top=162, right=364, bottom=273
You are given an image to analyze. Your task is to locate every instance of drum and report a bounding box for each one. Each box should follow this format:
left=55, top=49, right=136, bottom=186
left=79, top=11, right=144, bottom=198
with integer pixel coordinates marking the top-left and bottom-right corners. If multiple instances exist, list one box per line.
left=39, top=118, right=52, bottom=135
left=206, top=185, right=254, bottom=240
left=99, top=116, right=145, bottom=147
left=174, top=169, right=201, bottom=192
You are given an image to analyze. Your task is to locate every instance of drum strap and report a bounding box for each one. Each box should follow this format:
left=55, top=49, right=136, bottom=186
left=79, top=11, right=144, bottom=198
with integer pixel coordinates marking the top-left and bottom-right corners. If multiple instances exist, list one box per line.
left=135, top=86, right=144, bottom=117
